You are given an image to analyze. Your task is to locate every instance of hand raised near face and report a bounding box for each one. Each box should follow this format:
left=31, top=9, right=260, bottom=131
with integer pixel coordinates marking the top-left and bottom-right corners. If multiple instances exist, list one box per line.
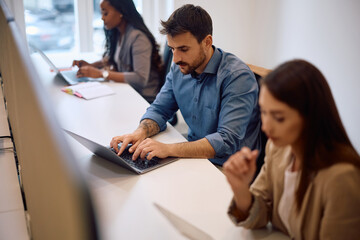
left=223, top=147, right=258, bottom=193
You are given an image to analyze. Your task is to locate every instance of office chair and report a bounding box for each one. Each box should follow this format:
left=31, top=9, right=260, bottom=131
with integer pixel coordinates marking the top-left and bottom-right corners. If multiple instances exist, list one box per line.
left=247, top=64, right=271, bottom=180
left=162, top=42, right=178, bottom=126
left=253, top=71, right=267, bottom=178
left=162, top=42, right=173, bottom=81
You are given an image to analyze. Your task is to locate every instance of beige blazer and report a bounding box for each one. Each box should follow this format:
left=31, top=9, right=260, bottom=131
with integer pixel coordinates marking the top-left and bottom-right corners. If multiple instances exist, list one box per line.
left=228, top=140, right=360, bottom=240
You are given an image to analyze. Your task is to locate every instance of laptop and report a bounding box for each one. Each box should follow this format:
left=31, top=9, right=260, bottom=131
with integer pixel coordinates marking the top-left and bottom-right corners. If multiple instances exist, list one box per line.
left=65, top=130, right=178, bottom=174
left=154, top=203, right=213, bottom=240
left=30, top=45, right=105, bottom=85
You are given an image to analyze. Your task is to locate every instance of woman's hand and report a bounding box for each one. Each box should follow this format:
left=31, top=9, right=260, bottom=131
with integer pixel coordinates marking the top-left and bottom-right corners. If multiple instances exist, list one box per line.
left=223, top=147, right=258, bottom=213
left=72, top=59, right=91, bottom=68
left=76, top=65, right=102, bottom=78
left=224, top=147, right=258, bottom=187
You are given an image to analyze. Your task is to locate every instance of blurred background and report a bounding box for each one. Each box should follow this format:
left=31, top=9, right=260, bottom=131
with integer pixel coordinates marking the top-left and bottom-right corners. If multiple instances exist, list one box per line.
left=23, top=0, right=143, bottom=53
left=5, top=0, right=360, bottom=153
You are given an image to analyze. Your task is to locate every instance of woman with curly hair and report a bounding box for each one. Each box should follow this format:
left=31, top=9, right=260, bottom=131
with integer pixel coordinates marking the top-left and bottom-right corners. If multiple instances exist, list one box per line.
left=73, top=0, right=163, bottom=103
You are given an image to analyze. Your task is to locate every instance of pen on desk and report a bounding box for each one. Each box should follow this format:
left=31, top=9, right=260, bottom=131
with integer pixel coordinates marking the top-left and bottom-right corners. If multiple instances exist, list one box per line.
left=74, top=92, right=83, bottom=98
left=61, top=88, right=74, bottom=95
left=50, top=67, right=73, bottom=72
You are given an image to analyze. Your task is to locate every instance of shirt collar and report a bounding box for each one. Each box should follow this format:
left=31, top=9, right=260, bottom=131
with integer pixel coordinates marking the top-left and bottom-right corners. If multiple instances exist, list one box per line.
left=191, top=46, right=221, bottom=79
left=203, top=46, right=221, bottom=75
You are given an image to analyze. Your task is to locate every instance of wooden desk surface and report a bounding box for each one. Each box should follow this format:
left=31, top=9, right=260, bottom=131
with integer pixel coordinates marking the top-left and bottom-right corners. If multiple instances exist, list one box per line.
left=31, top=52, right=289, bottom=240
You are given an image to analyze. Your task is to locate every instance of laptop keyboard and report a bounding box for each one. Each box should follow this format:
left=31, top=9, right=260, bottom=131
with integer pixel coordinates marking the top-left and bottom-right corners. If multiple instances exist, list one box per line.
left=110, top=145, right=160, bottom=170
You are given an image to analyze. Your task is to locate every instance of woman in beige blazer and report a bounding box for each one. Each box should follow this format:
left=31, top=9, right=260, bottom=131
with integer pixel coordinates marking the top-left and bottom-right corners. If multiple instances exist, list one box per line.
left=224, top=59, right=360, bottom=240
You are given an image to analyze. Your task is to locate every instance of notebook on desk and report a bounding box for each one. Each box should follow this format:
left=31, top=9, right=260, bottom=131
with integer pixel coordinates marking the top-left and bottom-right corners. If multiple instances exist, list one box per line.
left=30, top=45, right=105, bottom=85
left=62, top=82, right=115, bottom=100
left=65, top=130, right=178, bottom=174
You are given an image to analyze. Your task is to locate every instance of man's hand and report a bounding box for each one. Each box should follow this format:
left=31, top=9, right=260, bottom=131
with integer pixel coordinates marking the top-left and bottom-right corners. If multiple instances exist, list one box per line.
left=223, top=147, right=258, bottom=213
left=110, top=128, right=147, bottom=157
left=110, top=119, right=161, bottom=158
left=133, top=138, right=171, bottom=160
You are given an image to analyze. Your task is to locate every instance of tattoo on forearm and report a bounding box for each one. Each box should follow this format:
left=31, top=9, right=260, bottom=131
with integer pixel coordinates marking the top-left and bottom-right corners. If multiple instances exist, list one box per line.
left=139, top=119, right=160, bottom=137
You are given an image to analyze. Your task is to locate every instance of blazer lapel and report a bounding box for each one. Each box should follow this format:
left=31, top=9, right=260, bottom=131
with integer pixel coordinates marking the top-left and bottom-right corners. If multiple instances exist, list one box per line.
left=295, top=179, right=314, bottom=239
left=272, top=147, right=293, bottom=233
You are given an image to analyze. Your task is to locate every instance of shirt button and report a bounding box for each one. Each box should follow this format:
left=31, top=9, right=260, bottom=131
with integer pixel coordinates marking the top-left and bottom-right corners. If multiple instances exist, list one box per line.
left=192, top=116, right=196, bottom=120
left=194, top=97, right=198, bottom=102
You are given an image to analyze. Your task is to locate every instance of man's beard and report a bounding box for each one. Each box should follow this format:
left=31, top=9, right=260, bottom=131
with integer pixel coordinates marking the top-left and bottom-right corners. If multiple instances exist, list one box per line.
left=176, top=48, right=207, bottom=75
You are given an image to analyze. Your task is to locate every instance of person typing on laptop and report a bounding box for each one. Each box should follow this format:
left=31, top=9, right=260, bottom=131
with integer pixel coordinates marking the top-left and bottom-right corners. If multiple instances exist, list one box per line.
left=110, top=4, right=262, bottom=167
left=72, top=0, right=163, bottom=103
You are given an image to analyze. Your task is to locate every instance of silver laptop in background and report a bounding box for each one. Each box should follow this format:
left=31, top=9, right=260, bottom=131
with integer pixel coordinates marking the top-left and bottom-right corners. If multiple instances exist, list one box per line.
left=64, top=130, right=178, bottom=174
left=30, top=44, right=105, bottom=85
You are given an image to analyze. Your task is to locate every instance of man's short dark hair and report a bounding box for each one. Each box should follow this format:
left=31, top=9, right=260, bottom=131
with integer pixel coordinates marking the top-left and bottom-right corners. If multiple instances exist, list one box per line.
left=160, top=4, right=213, bottom=43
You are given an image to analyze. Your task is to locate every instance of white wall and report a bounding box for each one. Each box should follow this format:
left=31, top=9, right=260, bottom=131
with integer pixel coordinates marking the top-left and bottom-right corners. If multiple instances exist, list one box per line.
left=4, top=0, right=26, bottom=40
left=174, top=0, right=360, bottom=153
left=143, top=0, right=174, bottom=49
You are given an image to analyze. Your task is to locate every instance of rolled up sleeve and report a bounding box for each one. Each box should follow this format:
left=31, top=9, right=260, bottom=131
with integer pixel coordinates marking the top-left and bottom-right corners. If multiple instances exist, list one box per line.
left=141, top=67, right=179, bottom=131
left=206, top=70, right=258, bottom=164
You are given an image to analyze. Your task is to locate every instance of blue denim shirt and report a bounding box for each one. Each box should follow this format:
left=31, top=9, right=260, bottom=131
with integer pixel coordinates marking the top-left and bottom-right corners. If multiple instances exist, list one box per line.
left=141, top=47, right=261, bottom=165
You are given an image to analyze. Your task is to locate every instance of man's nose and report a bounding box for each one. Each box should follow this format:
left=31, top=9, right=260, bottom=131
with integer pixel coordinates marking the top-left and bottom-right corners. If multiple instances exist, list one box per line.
left=172, top=50, right=181, bottom=63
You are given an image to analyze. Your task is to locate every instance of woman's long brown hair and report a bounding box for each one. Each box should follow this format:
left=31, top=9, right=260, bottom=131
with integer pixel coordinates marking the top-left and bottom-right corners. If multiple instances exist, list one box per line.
left=261, top=59, right=360, bottom=211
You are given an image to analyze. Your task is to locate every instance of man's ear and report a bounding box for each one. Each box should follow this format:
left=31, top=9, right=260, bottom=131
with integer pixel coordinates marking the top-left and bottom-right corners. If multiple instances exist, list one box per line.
left=203, top=34, right=213, bottom=49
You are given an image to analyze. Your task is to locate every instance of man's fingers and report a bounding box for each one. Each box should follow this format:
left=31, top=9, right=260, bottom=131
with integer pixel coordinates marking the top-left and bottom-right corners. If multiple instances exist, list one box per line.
left=132, top=142, right=144, bottom=160
left=139, top=147, right=151, bottom=159
left=129, top=140, right=142, bottom=153
left=146, top=152, right=155, bottom=160
left=110, top=137, right=121, bottom=152
left=134, top=139, right=151, bottom=160
left=117, top=139, right=131, bottom=156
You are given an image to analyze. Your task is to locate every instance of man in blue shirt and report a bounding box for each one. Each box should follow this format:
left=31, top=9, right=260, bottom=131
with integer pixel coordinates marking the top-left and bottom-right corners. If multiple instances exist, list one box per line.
left=110, top=4, right=262, bottom=166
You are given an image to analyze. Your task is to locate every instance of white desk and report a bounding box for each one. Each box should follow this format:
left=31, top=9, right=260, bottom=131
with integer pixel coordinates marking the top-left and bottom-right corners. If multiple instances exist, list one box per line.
left=32, top=52, right=289, bottom=240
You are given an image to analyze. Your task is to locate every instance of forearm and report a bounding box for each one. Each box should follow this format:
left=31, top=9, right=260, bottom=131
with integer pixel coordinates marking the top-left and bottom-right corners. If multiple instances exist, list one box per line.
left=106, top=71, right=125, bottom=83
left=228, top=195, right=252, bottom=223
left=137, top=119, right=160, bottom=138
left=233, top=189, right=253, bottom=216
left=168, top=138, right=216, bottom=159
left=91, top=60, right=105, bottom=68
left=94, top=69, right=138, bottom=83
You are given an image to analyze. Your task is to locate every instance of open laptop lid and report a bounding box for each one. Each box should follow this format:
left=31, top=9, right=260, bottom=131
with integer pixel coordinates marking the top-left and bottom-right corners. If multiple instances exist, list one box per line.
left=29, top=44, right=103, bottom=85
left=64, top=129, right=178, bottom=174
left=29, top=44, right=63, bottom=74
left=154, top=203, right=213, bottom=240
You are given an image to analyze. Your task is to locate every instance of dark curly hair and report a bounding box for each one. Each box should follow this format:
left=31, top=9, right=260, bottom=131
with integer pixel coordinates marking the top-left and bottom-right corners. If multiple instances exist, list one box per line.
left=103, top=0, right=163, bottom=75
